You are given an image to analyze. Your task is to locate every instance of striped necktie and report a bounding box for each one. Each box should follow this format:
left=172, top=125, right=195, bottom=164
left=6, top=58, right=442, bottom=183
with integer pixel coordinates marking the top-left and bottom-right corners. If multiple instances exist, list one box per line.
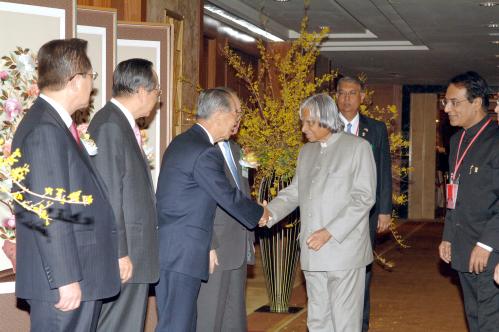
left=222, top=141, right=241, bottom=189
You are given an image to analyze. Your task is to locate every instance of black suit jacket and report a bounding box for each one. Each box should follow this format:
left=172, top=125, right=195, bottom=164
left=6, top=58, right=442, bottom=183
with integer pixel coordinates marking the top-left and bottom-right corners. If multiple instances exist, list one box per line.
left=443, top=117, right=499, bottom=272
left=13, top=97, right=120, bottom=302
left=358, top=114, right=393, bottom=244
left=156, top=124, right=262, bottom=281
left=211, top=140, right=255, bottom=270
left=88, top=102, right=159, bottom=284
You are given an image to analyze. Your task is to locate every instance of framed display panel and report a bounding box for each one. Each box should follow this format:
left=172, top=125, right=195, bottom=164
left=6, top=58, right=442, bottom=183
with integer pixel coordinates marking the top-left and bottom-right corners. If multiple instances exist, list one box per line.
left=76, top=6, right=117, bottom=119
left=117, top=22, right=174, bottom=187
left=0, top=0, right=75, bottom=286
left=0, top=0, right=75, bottom=55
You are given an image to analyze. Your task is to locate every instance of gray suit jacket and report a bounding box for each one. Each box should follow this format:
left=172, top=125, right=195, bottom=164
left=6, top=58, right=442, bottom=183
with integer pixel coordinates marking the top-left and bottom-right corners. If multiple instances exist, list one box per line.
left=211, top=140, right=255, bottom=270
left=88, top=102, right=159, bottom=284
left=267, top=132, right=376, bottom=271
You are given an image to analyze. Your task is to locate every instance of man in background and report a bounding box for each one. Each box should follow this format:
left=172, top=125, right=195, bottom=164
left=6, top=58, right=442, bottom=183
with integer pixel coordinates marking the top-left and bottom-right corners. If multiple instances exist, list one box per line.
left=13, top=38, right=120, bottom=332
left=439, top=71, right=499, bottom=332
left=336, top=76, right=392, bottom=331
left=155, top=88, right=269, bottom=332
left=89, top=58, right=160, bottom=332
left=196, top=88, right=255, bottom=332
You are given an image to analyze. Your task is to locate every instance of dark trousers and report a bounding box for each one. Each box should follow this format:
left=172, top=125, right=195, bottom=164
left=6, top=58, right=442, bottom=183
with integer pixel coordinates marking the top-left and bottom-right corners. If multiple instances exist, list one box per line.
left=97, top=283, right=149, bottom=332
left=458, top=268, right=499, bottom=332
left=196, top=264, right=248, bottom=332
left=28, top=299, right=101, bottom=332
left=155, top=269, right=202, bottom=332
left=362, top=212, right=378, bottom=332
left=362, top=263, right=373, bottom=332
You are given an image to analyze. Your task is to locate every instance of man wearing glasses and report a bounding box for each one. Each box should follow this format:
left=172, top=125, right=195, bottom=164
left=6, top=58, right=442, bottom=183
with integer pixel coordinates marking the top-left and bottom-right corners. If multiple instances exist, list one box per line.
left=89, top=58, right=161, bottom=332
left=439, top=71, right=499, bottom=332
left=336, top=76, right=392, bottom=332
left=12, top=38, right=120, bottom=331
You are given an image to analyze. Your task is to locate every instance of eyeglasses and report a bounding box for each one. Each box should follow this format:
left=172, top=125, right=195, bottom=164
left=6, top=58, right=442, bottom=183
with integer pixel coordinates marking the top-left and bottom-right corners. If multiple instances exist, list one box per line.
left=440, top=98, right=468, bottom=108
left=337, top=90, right=360, bottom=97
left=69, top=71, right=98, bottom=81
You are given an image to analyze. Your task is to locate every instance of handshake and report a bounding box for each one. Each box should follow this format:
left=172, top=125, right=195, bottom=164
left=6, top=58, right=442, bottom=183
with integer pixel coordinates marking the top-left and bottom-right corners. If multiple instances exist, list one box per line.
left=258, top=200, right=271, bottom=227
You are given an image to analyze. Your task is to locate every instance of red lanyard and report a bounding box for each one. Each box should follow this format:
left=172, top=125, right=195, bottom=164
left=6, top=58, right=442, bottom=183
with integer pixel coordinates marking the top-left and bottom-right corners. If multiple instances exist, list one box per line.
left=451, top=118, right=492, bottom=182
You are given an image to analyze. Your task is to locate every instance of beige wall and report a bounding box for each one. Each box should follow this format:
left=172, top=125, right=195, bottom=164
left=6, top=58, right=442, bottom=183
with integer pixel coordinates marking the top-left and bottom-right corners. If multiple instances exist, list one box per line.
left=408, top=93, right=437, bottom=220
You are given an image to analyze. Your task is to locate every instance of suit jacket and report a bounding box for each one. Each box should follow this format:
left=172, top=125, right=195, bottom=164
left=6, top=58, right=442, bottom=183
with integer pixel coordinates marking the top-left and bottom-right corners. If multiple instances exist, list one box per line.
left=88, top=102, right=159, bottom=284
left=442, top=117, right=499, bottom=272
left=156, top=124, right=263, bottom=281
left=267, top=132, right=376, bottom=271
left=358, top=114, right=392, bottom=243
left=13, top=97, right=120, bottom=302
left=211, top=140, right=255, bottom=270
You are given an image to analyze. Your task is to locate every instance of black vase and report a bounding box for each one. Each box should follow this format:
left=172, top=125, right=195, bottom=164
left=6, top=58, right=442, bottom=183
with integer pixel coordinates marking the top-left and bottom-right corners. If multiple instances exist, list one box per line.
left=257, top=173, right=300, bottom=313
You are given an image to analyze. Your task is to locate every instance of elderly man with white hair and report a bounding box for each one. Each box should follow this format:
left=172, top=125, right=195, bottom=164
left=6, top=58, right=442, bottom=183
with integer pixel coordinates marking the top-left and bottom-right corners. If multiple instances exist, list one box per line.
left=266, top=93, right=376, bottom=332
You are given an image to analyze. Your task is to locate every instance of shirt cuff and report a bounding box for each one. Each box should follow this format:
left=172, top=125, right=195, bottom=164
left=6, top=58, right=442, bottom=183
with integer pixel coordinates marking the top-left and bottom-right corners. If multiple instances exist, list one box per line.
left=477, top=242, right=493, bottom=252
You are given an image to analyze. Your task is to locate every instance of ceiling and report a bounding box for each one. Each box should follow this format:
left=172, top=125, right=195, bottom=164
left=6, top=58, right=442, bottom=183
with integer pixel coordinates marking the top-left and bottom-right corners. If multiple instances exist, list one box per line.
left=206, top=0, right=499, bottom=86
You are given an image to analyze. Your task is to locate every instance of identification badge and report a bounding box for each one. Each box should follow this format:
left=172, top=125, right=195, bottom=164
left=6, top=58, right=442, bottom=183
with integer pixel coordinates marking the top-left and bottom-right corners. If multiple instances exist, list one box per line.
left=446, top=183, right=459, bottom=209
left=242, top=166, right=249, bottom=179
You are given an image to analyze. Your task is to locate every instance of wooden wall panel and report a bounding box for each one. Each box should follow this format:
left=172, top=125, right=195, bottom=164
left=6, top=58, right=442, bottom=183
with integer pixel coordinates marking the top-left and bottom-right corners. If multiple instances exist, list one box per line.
left=408, top=93, right=437, bottom=219
left=147, top=0, right=201, bottom=134
left=77, top=0, right=145, bottom=21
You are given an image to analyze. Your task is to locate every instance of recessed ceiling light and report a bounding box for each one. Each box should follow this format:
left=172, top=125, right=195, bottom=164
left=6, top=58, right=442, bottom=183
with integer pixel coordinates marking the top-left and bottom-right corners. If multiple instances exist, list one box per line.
left=491, top=40, right=499, bottom=44
left=480, top=1, right=497, bottom=7
left=204, top=4, right=284, bottom=41
left=488, top=23, right=499, bottom=28
left=274, top=0, right=290, bottom=2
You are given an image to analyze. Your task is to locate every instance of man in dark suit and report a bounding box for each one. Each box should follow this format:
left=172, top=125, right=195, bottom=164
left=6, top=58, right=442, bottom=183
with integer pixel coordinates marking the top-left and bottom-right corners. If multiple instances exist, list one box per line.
left=12, top=38, right=120, bottom=332
left=439, top=71, right=499, bottom=332
left=155, top=88, right=269, bottom=332
left=196, top=89, right=255, bottom=332
left=88, top=58, right=160, bottom=332
left=336, top=76, right=393, bottom=332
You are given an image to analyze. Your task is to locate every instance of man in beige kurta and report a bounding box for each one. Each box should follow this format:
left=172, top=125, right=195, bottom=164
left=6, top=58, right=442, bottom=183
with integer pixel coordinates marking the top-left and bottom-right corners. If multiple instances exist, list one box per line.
left=266, top=93, right=376, bottom=332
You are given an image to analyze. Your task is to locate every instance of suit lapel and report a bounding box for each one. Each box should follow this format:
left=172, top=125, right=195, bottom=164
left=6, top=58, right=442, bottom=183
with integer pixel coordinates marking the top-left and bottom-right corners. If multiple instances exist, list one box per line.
left=42, top=101, right=110, bottom=200
left=358, top=114, right=371, bottom=141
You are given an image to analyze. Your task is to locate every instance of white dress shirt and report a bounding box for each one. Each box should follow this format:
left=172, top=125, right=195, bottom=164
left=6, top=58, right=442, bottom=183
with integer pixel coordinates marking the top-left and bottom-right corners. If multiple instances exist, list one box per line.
left=39, top=94, right=72, bottom=128
left=110, top=98, right=136, bottom=130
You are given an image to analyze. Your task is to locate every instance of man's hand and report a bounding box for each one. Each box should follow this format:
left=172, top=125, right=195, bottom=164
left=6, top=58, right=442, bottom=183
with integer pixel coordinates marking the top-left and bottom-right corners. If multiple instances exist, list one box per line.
left=439, top=241, right=452, bottom=263
left=306, top=228, right=332, bottom=251
left=258, top=200, right=270, bottom=227
left=469, top=245, right=491, bottom=274
left=377, top=214, right=391, bottom=233
left=494, top=264, right=499, bottom=284
left=119, top=256, right=133, bottom=284
left=209, top=249, right=219, bottom=274
left=54, top=282, right=81, bottom=311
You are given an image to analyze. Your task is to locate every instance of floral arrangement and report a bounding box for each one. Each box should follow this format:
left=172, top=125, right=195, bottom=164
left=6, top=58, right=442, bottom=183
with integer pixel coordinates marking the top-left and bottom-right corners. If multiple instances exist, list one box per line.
left=0, top=48, right=93, bottom=245
left=222, top=17, right=333, bottom=195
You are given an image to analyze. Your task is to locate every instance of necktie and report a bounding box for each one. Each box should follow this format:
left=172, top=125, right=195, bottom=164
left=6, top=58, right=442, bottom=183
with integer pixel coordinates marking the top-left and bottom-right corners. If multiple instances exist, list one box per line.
left=347, top=123, right=352, bottom=134
left=69, top=122, right=81, bottom=147
left=222, top=141, right=241, bottom=189
left=133, top=125, right=143, bottom=148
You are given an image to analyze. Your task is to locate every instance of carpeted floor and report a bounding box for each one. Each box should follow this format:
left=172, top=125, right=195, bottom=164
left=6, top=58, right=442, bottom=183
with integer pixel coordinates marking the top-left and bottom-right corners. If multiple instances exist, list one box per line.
left=245, top=221, right=469, bottom=332
left=1, top=220, right=471, bottom=331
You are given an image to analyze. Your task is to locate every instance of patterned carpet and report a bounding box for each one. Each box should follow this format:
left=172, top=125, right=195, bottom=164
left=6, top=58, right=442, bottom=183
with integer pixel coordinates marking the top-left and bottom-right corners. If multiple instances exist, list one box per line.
left=245, top=221, right=469, bottom=332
